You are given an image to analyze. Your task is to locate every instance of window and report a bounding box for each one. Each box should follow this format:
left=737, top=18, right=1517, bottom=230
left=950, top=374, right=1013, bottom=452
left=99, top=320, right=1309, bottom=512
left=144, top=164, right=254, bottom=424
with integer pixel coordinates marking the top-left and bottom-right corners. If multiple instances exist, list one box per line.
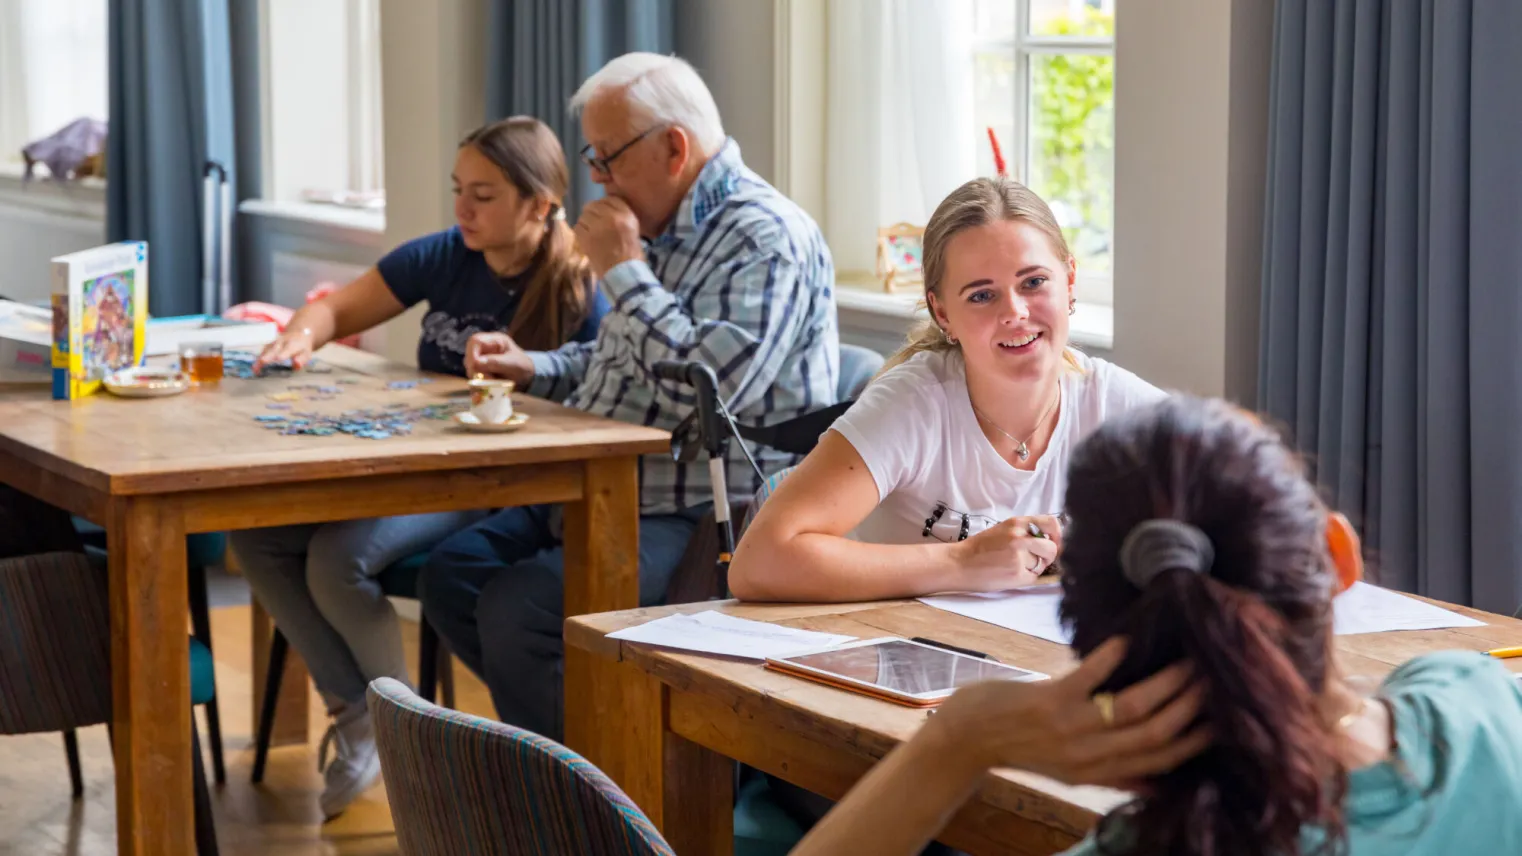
left=0, top=0, right=109, bottom=177
left=260, top=0, right=384, bottom=208
left=973, top=0, right=1115, bottom=303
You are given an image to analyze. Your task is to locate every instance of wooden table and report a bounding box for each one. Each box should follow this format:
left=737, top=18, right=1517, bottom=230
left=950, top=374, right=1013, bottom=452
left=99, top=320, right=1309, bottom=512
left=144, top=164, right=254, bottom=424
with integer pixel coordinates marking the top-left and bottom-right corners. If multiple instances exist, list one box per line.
left=567, top=596, right=1522, bottom=855
left=0, top=346, right=668, bottom=855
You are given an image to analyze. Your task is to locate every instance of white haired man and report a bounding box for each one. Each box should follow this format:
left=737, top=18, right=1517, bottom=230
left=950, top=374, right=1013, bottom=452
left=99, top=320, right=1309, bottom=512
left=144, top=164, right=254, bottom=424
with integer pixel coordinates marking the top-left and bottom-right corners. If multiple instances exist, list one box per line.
left=419, top=52, right=840, bottom=738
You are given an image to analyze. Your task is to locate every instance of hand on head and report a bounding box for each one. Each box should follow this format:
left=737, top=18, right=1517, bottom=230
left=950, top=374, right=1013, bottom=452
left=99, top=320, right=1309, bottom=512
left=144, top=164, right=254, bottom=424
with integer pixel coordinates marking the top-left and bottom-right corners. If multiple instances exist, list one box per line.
left=464, top=331, right=533, bottom=384
left=930, top=636, right=1210, bottom=790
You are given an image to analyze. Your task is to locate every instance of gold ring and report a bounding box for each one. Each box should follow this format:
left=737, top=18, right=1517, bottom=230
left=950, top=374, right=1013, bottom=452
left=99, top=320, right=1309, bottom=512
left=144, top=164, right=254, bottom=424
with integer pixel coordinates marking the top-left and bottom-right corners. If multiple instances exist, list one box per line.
left=1092, top=692, right=1117, bottom=727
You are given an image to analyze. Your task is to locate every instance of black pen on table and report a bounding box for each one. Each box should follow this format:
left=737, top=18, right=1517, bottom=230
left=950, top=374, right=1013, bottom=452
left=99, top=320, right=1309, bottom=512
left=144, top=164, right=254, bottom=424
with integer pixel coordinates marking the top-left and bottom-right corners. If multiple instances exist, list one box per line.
left=911, top=636, right=994, bottom=661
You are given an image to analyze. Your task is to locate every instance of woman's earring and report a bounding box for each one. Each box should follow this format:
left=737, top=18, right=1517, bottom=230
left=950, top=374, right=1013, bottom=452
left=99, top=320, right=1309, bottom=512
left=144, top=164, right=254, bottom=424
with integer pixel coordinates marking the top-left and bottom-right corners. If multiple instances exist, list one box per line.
left=942, top=327, right=958, bottom=346
left=1068, top=297, right=1077, bottom=316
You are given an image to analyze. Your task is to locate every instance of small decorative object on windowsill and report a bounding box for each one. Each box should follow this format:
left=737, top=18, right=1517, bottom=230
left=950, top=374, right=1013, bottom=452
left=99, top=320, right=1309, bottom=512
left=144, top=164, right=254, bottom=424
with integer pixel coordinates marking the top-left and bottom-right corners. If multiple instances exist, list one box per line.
left=876, top=223, right=925, bottom=293
left=987, top=127, right=1008, bottom=178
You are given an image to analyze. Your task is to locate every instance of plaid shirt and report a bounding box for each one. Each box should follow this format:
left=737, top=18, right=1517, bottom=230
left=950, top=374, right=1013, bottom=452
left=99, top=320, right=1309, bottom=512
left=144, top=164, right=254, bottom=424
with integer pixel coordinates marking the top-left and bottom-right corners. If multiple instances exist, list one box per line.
left=528, top=140, right=839, bottom=515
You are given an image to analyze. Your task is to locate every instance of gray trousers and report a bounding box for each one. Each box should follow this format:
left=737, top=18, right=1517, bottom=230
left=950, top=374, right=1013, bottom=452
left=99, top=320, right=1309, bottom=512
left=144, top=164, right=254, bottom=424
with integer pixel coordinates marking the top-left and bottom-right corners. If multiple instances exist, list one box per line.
left=229, top=511, right=486, bottom=710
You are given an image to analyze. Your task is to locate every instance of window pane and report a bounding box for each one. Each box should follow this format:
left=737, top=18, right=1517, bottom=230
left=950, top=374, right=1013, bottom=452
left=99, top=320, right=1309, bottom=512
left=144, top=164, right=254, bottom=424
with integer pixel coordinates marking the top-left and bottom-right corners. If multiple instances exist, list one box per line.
left=974, top=0, right=1017, bottom=37
left=1027, top=52, right=1113, bottom=276
left=973, top=51, right=1017, bottom=179
left=1029, top=0, right=1116, bottom=39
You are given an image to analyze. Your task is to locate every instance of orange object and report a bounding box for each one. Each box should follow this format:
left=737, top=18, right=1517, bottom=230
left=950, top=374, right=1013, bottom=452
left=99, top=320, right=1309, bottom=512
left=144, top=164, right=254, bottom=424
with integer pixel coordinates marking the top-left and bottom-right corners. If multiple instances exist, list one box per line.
left=1326, top=511, right=1363, bottom=592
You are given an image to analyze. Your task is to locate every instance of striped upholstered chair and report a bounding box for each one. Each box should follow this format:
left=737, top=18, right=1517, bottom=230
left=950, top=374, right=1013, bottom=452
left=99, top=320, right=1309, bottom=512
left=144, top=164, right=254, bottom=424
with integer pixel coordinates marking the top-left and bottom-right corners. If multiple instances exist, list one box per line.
left=0, top=551, right=221, bottom=855
left=368, top=677, right=674, bottom=856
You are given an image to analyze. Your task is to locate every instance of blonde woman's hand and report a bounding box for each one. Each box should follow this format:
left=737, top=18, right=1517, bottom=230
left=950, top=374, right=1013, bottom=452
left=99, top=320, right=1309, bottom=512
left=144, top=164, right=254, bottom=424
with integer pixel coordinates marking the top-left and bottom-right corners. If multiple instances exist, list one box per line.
left=928, top=637, right=1211, bottom=789
left=951, top=515, right=1064, bottom=591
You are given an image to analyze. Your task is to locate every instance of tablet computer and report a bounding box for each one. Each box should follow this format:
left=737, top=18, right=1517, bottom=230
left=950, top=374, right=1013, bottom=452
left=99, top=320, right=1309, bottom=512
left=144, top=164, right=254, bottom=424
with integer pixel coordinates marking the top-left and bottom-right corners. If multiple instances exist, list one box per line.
left=764, top=637, right=1048, bottom=708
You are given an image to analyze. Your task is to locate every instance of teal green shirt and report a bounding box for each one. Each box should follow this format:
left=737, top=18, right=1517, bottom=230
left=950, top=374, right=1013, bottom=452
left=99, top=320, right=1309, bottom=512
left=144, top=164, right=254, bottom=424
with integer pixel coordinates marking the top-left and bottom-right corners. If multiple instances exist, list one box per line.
left=1060, top=651, right=1522, bottom=855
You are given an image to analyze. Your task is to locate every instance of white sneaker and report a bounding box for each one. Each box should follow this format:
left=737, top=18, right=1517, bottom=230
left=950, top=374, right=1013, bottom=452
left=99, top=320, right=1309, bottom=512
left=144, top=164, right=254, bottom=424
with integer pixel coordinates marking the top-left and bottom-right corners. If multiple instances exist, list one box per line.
left=316, top=706, right=382, bottom=820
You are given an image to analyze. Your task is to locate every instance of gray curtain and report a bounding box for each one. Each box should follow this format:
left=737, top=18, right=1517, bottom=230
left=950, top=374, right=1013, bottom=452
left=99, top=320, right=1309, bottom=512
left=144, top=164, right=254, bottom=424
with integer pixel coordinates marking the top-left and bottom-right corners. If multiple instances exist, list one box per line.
left=485, top=0, right=674, bottom=215
left=1259, top=0, right=1522, bottom=612
left=107, top=0, right=236, bottom=317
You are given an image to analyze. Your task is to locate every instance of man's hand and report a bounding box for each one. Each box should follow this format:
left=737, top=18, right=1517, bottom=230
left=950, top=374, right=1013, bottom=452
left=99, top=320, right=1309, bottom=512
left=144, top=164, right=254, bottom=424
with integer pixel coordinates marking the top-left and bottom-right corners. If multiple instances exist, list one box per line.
left=465, top=332, right=534, bottom=384
left=574, top=197, right=644, bottom=277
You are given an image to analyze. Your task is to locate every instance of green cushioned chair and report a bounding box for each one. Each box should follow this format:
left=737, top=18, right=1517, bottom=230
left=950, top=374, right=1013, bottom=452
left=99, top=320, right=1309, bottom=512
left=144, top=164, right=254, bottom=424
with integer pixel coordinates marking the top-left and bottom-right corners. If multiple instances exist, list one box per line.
left=0, top=551, right=221, bottom=855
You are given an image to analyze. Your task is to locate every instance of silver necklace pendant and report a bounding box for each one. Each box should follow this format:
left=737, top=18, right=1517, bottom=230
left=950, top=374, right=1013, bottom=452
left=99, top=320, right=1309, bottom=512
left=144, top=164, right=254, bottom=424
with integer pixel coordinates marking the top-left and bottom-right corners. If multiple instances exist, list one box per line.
left=1015, top=443, right=1031, bottom=462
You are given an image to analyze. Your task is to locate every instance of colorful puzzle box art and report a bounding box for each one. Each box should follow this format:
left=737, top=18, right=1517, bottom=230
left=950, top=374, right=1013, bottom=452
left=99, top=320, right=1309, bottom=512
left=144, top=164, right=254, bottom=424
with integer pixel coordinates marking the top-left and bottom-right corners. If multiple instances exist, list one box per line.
left=51, top=241, right=149, bottom=400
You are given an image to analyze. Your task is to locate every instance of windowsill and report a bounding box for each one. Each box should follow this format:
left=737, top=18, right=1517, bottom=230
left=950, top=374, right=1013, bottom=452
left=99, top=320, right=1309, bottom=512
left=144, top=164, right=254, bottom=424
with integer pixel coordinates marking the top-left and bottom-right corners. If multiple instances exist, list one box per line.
left=833, top=281, right=1115, bottom=351
left=239, top=198, right=386, bottom=236
left=0, top=162, right=107, bottom=221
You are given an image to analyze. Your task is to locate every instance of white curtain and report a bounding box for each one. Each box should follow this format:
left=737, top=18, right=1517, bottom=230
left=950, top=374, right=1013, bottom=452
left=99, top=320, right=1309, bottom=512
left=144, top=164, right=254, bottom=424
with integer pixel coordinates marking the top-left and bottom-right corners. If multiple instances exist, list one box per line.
left=825, top=0, right=977, bottom=276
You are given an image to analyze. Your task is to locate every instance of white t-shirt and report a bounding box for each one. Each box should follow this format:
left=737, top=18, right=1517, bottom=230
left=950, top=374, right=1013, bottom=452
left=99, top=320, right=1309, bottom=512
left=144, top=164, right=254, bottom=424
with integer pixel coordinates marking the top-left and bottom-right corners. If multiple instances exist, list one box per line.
left=829, top=349, right=1166, bottom=545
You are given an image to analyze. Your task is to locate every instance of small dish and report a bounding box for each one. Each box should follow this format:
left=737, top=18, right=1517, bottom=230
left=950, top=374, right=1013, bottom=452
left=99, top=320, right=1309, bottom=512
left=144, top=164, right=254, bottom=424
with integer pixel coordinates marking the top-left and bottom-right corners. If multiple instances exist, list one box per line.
left=103, top=367, right=191, bottom=398
left=453, top=411, right=530, bottom=433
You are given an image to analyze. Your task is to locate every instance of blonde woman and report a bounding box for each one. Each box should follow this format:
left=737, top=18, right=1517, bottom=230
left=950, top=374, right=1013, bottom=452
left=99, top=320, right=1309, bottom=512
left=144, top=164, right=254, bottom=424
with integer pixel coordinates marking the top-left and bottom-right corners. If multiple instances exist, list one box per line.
left=730, top=177, right=1165, bottom=603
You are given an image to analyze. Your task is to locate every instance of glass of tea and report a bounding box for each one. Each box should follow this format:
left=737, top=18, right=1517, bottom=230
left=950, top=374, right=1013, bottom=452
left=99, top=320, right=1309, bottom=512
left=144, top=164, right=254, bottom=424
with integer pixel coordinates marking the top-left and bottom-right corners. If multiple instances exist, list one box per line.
left=180, top=342, right=225, bottom=384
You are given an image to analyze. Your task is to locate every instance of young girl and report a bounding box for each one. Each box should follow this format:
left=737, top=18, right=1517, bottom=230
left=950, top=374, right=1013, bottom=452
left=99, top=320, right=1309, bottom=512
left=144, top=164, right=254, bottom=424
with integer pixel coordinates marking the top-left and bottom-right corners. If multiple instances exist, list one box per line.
left=229, top=116, right=609, bottom=819
left=731, top=176, right=1164, bottom=603
left=794, top=396, right=1522, bottom=855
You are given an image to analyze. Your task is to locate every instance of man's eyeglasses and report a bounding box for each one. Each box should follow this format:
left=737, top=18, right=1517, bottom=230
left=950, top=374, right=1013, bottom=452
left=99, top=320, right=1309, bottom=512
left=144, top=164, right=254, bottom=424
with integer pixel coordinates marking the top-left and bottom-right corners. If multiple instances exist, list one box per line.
left=580, top=126, right=660, bottom=176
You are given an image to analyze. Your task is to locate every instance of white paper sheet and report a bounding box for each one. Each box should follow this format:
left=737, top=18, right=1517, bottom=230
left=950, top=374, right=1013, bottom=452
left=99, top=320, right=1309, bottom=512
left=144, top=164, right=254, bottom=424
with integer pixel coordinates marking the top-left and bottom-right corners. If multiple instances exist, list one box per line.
left=919, top=581, right=1484, bottom=644
left=919, top=584, right=1071, bottom=645
left=1332, top=581, right=1485, bottom=635
left=607, top=610, right=857, bottom=660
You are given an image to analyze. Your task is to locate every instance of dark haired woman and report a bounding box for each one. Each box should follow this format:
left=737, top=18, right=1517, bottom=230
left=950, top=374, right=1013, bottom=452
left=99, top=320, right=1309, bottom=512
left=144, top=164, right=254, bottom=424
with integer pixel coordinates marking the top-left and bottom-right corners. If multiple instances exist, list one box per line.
left=794, top=396, right=1522, bottom=855
left=230, top=116, right=609, bottom=819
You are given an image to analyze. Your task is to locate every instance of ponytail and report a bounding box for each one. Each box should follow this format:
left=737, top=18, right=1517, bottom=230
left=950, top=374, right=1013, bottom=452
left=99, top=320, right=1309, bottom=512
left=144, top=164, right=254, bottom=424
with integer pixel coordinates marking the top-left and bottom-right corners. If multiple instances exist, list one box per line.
left=1093, top=571, right=1346, bottom=856
left=507, top=217, right=592, bottom=352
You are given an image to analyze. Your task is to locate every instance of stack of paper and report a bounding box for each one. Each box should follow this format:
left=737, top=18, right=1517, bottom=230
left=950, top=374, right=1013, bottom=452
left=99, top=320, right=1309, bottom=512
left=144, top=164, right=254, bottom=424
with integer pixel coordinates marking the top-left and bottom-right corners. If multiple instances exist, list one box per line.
left=607, top=610, right=857, bottom=660
left=919, top=581, right=1484, bottom=645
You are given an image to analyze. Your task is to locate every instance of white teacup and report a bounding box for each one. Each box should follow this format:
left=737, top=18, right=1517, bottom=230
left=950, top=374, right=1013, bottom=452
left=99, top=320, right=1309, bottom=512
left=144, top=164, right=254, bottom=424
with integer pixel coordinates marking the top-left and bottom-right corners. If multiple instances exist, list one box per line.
left=468, top=377, right=515, bottom=424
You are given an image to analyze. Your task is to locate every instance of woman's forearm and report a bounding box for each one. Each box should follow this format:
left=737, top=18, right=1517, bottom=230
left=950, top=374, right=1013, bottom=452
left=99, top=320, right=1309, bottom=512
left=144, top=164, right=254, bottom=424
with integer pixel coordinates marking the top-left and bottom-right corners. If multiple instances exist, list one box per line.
left=790, top=721, right=985, bottom=856
left=730, top=532, right=967, bottom=602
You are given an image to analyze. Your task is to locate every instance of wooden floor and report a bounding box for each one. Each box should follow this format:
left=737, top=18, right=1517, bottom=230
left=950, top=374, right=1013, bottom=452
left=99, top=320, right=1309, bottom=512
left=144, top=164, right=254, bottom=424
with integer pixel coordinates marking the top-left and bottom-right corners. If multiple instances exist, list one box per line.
left=0, top=604, right=496, bottom=855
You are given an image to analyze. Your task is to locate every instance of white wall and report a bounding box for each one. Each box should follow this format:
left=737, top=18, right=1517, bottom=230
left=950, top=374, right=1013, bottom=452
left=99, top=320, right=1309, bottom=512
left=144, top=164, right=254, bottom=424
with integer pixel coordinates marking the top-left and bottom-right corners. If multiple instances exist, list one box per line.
left=0, top=183, right=105, bottom=303
left=674, top=0, right=778, bottom=185
left=1110, top=0, right=1271, bottom=402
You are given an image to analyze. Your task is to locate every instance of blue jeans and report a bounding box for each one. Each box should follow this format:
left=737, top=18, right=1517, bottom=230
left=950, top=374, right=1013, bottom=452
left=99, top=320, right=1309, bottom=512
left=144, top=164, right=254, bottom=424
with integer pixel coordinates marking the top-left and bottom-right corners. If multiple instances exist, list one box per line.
left=418, top=503, right=704, bottom=742
left=230, top=511, right=487, bottom=709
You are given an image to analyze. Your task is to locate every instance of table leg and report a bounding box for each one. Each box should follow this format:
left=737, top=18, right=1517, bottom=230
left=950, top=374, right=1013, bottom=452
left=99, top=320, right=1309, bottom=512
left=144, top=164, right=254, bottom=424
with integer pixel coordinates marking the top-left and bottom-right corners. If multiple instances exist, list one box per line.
left=562, top=458, right=662, bottom=807
left=108, top=496, right=193, bottom=855
left=250, top=600, right=312, bottom=747
left=662, top=726, right=735, bottom=854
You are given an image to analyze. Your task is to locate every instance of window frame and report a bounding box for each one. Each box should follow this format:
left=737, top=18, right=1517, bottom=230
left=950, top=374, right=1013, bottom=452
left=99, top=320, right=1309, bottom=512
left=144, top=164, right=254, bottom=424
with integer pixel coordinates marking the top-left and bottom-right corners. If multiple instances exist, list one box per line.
left=256, top=0, right=384, bottom=204
left=972, top=0, right=1116, bottom=305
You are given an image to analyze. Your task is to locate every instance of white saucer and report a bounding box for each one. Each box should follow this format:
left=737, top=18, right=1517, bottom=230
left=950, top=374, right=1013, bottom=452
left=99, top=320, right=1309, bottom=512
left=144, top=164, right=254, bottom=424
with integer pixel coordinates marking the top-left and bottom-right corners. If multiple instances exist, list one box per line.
left=103, top=367, right=191, bottom=398
left=453, top=411, right=529, bottom=432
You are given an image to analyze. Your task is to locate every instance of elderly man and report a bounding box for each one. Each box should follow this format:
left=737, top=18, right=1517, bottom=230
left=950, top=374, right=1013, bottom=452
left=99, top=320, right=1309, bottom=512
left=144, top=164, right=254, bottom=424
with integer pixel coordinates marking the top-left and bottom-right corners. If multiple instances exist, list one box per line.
left=419, top=52, right=839, bottom=738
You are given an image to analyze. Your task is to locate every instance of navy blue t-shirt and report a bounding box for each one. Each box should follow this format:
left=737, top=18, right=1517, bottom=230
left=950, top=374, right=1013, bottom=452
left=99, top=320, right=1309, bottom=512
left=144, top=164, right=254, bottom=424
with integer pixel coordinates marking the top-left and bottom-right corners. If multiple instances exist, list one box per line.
left=375, top=226, right=609, bottom=376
